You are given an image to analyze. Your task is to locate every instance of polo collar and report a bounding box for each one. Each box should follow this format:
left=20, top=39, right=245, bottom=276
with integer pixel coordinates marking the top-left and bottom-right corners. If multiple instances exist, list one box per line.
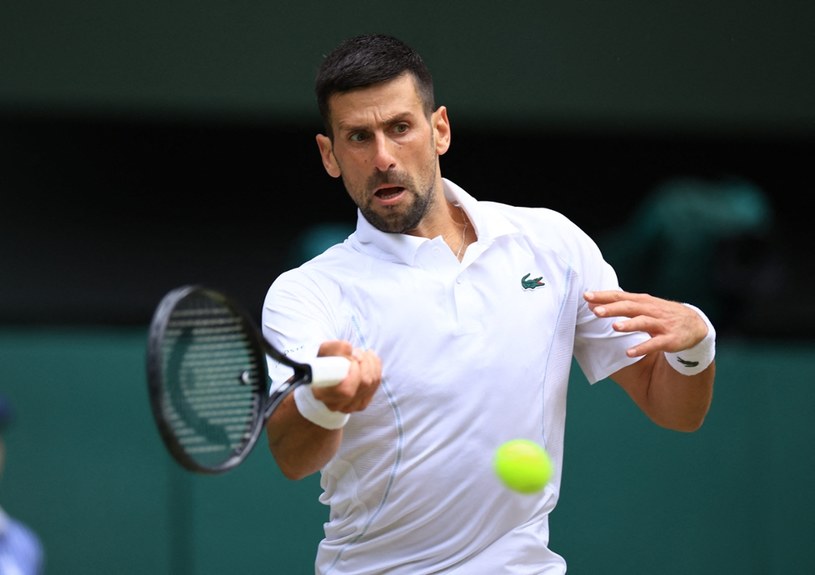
left=351, top=178, right=519, bottom=265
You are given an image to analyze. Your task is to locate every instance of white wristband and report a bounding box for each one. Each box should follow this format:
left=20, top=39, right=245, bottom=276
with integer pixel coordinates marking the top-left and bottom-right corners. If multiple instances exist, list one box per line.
left=293, top=385, right=350, bottom=430
left=664, top=303, right=716, bottom=376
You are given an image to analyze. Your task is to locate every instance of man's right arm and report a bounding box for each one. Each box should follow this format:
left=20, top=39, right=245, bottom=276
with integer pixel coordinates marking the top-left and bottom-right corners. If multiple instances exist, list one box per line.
left=265, top=340, right=382, bottom=480
left=266, top=393, right=344, bottom=480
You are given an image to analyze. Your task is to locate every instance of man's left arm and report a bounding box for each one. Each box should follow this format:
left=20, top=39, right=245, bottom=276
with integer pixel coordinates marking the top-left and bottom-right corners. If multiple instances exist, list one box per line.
left=585, top=290, right=716, bottom=432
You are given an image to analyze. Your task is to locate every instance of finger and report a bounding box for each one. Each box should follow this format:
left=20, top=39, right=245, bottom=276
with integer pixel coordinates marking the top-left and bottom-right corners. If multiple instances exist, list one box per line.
left=584, top=290, right=643, bottom=304
left=591, top=301, right=643, bottom=320
left=313, top=372, right=359, bottom=408
left=592, top=298, right=667, bottom=322
left=625, top=334, right=673, bottom=358
left=585, top=291, right=640, bottom=317
left=611, top=314, right=664, bottom=334
left=353, top=348, right=382, bottom=395
left=321, top=349, right=381, bottom=412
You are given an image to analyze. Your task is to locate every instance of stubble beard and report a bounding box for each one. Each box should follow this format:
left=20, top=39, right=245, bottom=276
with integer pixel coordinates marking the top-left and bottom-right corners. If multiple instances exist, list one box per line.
left=359, top=182, right=430, bottom=234
left=356, top=159, right=438, bottom=235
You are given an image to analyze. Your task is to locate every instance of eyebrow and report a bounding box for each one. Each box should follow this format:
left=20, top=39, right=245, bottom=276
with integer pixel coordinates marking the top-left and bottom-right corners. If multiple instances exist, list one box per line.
left=338, top=111, right=415, bottom=134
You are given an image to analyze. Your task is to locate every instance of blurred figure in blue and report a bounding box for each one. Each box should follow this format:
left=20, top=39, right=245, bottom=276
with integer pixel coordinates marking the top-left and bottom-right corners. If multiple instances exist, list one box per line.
left=0, top=394, right=44, bottom=575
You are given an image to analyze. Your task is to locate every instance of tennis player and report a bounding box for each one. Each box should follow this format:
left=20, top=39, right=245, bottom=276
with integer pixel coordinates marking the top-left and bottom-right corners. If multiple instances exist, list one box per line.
left=262, top=34, right=716, bottom=574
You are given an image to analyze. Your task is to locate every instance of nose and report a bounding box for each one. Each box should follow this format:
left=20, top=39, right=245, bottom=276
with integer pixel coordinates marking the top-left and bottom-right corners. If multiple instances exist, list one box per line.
left=372, top=133, right=397, bottom=172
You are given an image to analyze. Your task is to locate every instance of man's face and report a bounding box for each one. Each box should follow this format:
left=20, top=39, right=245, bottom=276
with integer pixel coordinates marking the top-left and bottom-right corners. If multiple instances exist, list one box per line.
left=316, top=73, right=450, bottom=235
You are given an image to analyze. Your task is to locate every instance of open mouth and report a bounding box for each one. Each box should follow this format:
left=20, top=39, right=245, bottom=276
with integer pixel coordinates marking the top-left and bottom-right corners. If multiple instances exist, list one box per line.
left=375, top=186, right=405, bottom=200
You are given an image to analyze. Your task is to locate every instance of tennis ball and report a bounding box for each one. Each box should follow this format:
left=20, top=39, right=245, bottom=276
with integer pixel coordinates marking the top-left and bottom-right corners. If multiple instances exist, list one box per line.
left=493, top=439, right=553, bottom=494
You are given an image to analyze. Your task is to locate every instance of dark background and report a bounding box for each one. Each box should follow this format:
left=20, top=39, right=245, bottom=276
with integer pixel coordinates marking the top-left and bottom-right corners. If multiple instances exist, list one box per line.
left=2, top=113, right=811, bottom=337
left=2, top=2, right=814, bottom=573
left=2, top=1, right=813, bottom=334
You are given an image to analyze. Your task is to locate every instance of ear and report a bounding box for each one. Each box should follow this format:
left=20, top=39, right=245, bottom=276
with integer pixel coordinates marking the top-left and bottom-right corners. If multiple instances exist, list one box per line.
left=316, top=134, right=341, bottom=178
left=432, top=106, right=451, bottom=156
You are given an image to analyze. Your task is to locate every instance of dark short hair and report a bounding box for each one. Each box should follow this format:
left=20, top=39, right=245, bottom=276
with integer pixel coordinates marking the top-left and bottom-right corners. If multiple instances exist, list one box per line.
left=315, top=34, right=436, bottom=136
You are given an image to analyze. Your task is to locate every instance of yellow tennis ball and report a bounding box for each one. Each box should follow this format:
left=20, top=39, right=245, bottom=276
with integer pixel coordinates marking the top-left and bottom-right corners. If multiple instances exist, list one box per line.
left=493, top=439, right=553, bottom=494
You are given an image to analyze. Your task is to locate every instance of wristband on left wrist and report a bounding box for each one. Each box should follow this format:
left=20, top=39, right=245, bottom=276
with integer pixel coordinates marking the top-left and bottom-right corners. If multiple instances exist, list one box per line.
left=664, top=303, right=716, bottom=376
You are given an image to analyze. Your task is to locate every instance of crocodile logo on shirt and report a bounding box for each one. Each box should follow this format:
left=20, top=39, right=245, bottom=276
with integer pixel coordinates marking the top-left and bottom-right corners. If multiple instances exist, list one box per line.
left=521, top=273, right=545, bottom=290
left=674, top=356, right=700, bottom=368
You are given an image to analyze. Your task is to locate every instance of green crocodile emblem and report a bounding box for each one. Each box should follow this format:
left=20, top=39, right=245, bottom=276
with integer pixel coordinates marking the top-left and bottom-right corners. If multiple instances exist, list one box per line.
left=675, top=356, right=700, bottom=368
left=521, top=273, right=545, bottom=290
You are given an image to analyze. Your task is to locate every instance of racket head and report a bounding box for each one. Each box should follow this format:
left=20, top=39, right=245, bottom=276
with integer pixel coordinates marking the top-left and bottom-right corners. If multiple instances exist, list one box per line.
left=146, top=285, right=272, bottom=474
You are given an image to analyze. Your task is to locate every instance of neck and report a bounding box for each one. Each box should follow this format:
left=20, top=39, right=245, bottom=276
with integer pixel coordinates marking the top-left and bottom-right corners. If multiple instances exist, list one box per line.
left=451, top=204, right=470, bottom=261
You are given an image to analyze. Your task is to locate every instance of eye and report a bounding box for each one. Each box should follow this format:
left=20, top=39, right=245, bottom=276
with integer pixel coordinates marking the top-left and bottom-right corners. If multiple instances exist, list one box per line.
left=348, top=132, right=368, bottom=143
left=393, top=123, right=409, bottom=134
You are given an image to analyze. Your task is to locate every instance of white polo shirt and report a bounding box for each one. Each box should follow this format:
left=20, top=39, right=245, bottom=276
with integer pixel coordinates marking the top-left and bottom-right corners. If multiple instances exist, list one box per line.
left=262, top=178, right=647, bottom=575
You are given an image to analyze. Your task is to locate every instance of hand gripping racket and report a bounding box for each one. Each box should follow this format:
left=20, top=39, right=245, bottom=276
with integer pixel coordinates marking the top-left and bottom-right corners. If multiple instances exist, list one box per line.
left=146, top=285, right=350, bottom=474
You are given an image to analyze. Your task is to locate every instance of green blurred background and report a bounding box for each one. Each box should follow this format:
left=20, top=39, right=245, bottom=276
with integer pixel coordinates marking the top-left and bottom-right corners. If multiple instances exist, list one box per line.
left=1, top=1, right=813, bottom=573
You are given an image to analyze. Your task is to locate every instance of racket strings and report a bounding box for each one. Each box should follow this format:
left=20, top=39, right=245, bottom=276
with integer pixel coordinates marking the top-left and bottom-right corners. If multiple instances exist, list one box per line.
left=160, top=296, right=264, bottom=466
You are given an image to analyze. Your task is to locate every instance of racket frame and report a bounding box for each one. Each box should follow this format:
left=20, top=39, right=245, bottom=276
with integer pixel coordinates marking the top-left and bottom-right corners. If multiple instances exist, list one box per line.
left=146, top=285, right=321, bottom=474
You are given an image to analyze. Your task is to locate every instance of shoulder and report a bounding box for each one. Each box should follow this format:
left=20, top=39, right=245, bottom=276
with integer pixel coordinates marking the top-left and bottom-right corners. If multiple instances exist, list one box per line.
left=443, top=175, right=604, bottom=271
left=486, top=201, right=584, bottom=232
left=481, top=201, right=599, bottom=256
left=266, top=241, right=360, bottom=305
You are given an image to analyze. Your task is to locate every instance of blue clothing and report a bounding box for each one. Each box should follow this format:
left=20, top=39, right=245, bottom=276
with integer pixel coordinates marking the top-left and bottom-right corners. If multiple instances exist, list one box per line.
left=0, top=508, right=44, bottom=575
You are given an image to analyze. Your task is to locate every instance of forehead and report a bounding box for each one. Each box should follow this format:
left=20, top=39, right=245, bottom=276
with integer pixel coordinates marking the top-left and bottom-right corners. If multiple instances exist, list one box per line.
left=329, top=74, right=424, bottom=129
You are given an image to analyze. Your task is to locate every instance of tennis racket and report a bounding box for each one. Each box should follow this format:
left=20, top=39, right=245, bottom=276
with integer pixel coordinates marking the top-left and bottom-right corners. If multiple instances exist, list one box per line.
left=146, top=285, right=350, bottom=475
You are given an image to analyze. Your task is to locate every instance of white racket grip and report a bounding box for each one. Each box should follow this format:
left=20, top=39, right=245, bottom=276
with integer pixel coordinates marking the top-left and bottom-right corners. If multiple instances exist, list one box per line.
left=310, top=356, right=351, bottom=388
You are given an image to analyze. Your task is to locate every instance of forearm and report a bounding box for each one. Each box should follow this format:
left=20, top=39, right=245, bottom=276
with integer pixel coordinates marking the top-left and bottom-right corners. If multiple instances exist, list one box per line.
left=647, top=354, right=715, bottom=432
left=648, top=304, right=717, bottom=430
left=590, top=290, right=717, bottom=432
left=265, top=393, right=342, bottom=480
left=613, top=351, right=715, bottom=432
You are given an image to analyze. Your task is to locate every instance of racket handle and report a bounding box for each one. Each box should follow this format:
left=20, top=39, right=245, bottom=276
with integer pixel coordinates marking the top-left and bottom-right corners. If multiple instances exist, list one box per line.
left=310, top=356, right=351, bottom=388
